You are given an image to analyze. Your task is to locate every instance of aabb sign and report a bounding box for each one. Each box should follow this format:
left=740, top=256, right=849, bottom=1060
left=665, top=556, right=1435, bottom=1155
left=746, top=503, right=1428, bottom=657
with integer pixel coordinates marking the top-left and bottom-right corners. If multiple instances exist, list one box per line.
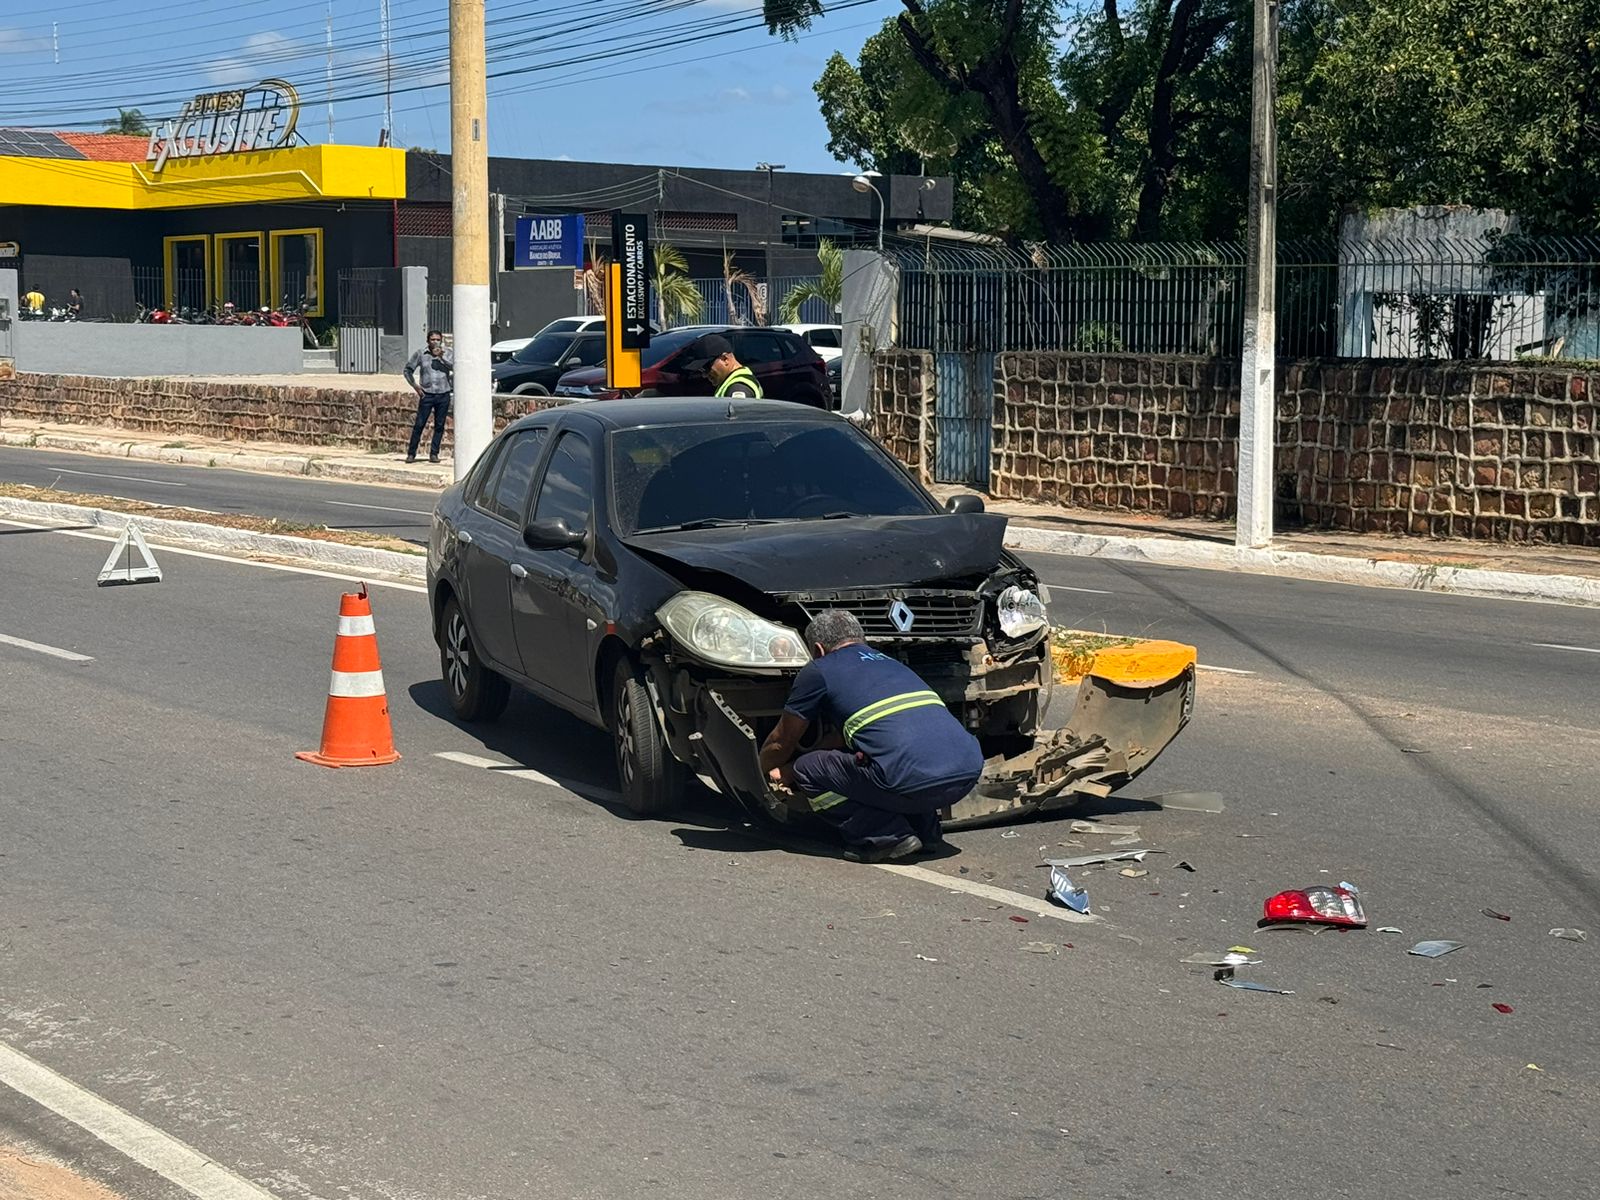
left=612, top=211, right=651, bottom=350
left=145, top=79, right=301, bottom=173
left=513, top=213, right=585, bottom=269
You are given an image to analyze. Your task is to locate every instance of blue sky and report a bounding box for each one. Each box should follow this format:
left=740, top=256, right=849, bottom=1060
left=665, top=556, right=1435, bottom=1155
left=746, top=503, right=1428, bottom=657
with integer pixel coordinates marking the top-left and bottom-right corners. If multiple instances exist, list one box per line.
left=1, top=0, right=900, bottom=172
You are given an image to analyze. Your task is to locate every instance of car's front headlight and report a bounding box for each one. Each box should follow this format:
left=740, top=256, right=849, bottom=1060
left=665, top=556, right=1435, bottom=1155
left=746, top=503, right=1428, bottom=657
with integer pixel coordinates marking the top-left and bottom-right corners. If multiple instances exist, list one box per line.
left=657, top=592, right=811, bottom=669
left=996, top=585, right=1048, bottom=638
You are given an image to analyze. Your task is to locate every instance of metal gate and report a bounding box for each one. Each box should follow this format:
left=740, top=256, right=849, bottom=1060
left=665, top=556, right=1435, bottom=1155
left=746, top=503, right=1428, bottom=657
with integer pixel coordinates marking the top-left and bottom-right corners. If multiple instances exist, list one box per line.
left=933, top=352, right=995, bottom=487
left=337, top=269, right=382, bottom=373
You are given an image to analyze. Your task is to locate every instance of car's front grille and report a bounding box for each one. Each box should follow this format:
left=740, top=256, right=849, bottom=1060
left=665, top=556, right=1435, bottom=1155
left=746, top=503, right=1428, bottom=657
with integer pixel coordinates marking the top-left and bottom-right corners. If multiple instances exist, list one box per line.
left=801, top=591, right=982, bottom=640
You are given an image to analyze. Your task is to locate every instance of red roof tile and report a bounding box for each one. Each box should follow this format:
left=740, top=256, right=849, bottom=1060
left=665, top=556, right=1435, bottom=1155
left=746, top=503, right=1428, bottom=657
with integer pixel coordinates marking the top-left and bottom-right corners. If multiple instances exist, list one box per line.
left=58, top=132, right=150, bottom=162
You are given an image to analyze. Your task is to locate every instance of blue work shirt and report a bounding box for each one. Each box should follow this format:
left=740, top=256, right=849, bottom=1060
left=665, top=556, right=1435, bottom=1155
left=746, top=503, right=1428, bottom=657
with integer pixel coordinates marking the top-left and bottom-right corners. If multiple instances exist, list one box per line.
left=784, top=642, right=984, bottom=795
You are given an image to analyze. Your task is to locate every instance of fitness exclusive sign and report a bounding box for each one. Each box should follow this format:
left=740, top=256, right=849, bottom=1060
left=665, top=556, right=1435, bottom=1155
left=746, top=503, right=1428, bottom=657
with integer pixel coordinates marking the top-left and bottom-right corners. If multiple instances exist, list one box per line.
left=145, top=79, right=301, bottom=172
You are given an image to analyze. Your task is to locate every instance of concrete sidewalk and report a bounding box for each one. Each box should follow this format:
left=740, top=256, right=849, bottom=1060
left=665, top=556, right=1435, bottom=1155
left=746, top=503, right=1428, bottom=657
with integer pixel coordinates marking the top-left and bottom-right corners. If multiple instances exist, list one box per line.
left=2, top=415, right=1598, bottom=605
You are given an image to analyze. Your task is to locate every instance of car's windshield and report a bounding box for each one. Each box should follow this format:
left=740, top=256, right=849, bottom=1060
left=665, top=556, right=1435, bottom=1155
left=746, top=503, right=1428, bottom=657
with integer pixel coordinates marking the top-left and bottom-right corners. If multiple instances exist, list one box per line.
left=611, top=421, right=932, bottom=534
left=511, top=332, right=576, bottom=364
left=539, top=318, right=585, bottom=335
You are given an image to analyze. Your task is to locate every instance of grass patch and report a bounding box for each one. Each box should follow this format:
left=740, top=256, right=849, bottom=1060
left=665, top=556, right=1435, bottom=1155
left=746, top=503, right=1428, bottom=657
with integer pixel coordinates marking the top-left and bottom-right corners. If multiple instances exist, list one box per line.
left=0, top=482, right=424, bottom=556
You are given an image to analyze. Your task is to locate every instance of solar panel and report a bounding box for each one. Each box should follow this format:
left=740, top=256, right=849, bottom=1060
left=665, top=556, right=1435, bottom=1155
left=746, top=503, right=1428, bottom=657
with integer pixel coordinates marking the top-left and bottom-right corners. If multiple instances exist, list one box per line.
left=0, top=129, right=88, bottom=159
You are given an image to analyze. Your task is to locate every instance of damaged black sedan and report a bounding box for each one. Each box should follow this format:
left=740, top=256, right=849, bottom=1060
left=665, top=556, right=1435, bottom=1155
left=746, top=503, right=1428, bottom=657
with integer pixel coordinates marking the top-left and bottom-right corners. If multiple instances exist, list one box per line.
left=427, top=398, right=1191, bottom=828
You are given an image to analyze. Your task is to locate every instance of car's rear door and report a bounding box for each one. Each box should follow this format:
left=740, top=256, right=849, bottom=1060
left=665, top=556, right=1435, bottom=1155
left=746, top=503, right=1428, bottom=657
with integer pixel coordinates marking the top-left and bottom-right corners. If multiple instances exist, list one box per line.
left=458, top=427, right=549, bottom=675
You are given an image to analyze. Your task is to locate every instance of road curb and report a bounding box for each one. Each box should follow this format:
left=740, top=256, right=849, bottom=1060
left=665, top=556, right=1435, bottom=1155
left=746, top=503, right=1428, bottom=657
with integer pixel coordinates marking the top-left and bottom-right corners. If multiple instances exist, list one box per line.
left=0, top=429, right=450, bottom=490
left=0, top=495, right=427, bottom=583
left=1007, top=526, right=1600, bottom=608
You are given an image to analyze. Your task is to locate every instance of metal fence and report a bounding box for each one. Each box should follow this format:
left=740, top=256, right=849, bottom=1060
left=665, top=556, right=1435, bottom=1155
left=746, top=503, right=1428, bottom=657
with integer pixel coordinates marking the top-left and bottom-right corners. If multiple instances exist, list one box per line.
left=889, top=235, right=1600, bottom=361
left=428, top=293, right=452, bottom=335
left=680, top=275, right=834, bottom=328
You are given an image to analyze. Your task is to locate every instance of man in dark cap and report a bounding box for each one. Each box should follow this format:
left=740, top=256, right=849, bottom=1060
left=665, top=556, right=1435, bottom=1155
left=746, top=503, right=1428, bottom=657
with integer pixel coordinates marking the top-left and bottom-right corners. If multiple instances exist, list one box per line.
left=681, top=332, right=762, bottom=398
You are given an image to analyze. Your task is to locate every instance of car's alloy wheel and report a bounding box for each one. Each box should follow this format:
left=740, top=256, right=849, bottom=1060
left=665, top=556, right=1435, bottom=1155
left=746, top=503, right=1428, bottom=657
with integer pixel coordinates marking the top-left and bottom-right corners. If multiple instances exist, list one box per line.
left=611, top=659, right=687, bottom=816
left=440, top=597, right=510, bottom=722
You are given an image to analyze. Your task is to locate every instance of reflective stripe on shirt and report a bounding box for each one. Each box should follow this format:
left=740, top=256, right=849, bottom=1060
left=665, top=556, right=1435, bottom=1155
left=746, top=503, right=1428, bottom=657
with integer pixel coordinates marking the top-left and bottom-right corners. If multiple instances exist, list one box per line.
left=842, top=689, right=944, bottom=745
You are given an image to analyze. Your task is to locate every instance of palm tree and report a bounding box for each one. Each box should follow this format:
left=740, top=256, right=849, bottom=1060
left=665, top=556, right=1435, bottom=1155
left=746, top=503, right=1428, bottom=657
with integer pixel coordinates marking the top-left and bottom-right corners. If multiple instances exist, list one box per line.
left=778, top=238, right=843, bottom=323
left=652, top=241, right=703, bottom=328
left=722, top=251, right=765, bottom=326
left=582, top=254, right=609, bottom=318
left=104, top=108, right=151, bottom=136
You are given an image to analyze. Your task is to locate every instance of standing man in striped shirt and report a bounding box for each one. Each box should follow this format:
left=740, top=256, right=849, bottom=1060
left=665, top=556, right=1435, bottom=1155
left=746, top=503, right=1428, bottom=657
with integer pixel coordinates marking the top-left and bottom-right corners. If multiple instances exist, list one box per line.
left=759, top=610, right=984, bottom=862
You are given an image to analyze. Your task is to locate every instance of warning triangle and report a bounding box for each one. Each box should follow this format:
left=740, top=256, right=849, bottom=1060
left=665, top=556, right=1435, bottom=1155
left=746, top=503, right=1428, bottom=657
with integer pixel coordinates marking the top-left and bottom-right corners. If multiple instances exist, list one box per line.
left=96, top=522, right=164, bottom=586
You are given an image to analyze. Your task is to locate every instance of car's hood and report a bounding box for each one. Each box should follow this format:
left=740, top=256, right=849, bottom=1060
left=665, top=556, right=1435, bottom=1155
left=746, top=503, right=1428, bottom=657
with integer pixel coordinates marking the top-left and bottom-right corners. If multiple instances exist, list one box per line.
left=622, top=513, right=1008, bottom=593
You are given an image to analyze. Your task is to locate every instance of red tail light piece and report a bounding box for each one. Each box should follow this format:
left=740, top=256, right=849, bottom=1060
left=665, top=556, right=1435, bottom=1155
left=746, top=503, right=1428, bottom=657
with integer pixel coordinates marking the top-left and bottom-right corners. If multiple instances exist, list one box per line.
left=1263, top=885, right=1367, bottom=928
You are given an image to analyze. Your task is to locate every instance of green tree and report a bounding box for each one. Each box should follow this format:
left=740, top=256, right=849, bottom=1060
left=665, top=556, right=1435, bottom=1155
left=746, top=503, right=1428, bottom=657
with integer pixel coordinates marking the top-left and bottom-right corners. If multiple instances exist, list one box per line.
left=652, top=241, right=704, bottom=328
left=778, top=238, right=844, bottom=321
left=103, top=108, right=151, bottom=136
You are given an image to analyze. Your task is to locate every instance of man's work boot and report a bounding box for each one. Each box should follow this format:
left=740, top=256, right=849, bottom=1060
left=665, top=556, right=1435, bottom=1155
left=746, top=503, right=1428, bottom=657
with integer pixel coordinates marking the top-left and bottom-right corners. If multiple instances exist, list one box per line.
left=843, top=834, right=923, bottom=864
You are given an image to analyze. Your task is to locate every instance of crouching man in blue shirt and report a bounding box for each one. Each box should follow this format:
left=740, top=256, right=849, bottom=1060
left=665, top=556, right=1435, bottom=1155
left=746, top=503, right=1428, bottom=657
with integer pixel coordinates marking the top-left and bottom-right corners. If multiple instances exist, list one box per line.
left=759, top=610, right=984, bottom=862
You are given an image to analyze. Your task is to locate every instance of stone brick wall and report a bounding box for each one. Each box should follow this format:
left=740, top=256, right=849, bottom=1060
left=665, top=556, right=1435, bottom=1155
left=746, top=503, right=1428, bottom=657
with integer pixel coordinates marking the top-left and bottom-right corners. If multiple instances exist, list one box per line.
left=0, top=373, right=560, bottom=453
left=875, top=352, right=1600, bottom=545
left=868, top=350, right=936, bottom=483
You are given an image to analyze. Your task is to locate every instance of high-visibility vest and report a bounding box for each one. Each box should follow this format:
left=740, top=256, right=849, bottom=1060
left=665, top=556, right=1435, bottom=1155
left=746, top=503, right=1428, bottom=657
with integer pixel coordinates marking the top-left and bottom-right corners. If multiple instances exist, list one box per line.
left=714, top=366, right=763, bottom=398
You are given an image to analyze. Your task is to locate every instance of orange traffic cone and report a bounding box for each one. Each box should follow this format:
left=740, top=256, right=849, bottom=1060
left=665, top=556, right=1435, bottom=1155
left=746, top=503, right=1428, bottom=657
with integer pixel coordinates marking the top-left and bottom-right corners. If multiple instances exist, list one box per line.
left=296, top=584, right=401, bottom=768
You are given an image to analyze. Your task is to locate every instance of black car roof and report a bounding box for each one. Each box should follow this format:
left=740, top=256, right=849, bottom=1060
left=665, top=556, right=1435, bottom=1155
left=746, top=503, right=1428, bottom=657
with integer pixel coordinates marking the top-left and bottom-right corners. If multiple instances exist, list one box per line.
left=504, top=397, right=841, bottom=434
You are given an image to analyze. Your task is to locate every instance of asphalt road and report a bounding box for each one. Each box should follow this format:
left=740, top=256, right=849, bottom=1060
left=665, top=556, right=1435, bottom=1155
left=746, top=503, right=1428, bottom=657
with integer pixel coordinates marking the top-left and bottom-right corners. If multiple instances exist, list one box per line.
left=2, top=518, right=1597, bottom=1200
left=0, top=445, right=438, bottom=543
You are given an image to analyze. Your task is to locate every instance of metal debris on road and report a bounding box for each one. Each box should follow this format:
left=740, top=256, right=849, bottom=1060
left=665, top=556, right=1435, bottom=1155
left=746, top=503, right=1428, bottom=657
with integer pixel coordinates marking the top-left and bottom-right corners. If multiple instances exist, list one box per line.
left=1046, top=866, right=1091, bottom=914
left=1549, top=928, right=1587, bottom=942
left=1482, top=908, right=1511, bottom=922
left=1408, top=940, right=1465, bottom=958
left=1043, top=849, right=1149, bottom=868
left=1149, top=791, right=1226, bottom=814
left=1492, top=1003, right=1514, bottom=1014
left=1215, top=971, right=1294, bottom=995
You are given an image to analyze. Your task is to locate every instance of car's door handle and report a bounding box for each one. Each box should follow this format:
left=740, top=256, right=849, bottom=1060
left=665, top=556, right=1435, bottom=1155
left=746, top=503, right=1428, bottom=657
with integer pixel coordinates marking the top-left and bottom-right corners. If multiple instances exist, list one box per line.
left=509, top=563, right=528, bottom=579
left=456, top=529, right=474, bottom=545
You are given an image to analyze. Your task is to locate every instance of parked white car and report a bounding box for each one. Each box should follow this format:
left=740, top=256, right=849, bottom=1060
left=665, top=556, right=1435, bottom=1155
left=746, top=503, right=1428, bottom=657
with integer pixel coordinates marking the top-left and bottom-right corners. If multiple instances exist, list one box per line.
left=491, top=316, right=661, bottom=363
left=772, top=323, right=843, bottom=361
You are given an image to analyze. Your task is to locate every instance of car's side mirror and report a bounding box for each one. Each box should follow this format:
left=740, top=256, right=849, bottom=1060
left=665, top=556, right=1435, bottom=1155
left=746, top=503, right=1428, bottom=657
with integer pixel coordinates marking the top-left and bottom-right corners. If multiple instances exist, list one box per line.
left=564, top=357, right=582, bottom=366
left=945, top=493, right=985, bottom=514
left=523, top=517, right=584, bottom=550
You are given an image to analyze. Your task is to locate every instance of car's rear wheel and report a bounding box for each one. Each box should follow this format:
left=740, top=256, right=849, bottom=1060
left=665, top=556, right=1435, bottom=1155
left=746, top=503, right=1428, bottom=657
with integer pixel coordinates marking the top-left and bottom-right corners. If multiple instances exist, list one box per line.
left=511, top=382, right=549, bottom=396
left=441, top=597, right=510, bottom=722
left=611, top=659, right=687, bottom=816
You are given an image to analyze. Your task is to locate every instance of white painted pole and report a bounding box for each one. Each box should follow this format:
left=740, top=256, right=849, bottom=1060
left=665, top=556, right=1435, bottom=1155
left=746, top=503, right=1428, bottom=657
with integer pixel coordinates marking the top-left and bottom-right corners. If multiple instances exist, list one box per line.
left=449, top=0, right=492, bottom=480
left=1236, top=0, right=1279, bottom=548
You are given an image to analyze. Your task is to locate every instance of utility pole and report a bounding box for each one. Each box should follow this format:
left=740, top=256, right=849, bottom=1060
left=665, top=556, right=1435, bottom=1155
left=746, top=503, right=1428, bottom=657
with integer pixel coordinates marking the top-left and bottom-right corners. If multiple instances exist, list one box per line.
left=325, top=1, right=335, bottom=144
left=757, top=161, right=784, bottom=299
left=449, top=0, right=492, bottom=478
left=379, top=0, right=394, bottom=143
left=1236, top=0, right=1279, bottom=549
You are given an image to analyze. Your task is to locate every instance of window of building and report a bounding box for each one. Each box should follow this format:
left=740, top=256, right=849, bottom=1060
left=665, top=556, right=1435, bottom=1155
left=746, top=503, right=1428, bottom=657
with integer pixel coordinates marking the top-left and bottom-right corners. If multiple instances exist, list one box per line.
left=781, top=214, right=862, bottom=248
left=659, top=211, right=738, bottom=232
left=215, top=232, right=266, bottom=310
left=397, top=201, right=452, bottom=237
left=269, top=228, right=324, bottom=316
left=163, top=235, right=210, bottom=312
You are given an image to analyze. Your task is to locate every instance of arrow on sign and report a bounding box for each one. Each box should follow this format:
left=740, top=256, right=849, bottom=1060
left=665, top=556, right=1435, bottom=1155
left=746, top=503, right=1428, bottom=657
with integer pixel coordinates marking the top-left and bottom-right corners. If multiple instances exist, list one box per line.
left=627, top=324, right=645, bottom=336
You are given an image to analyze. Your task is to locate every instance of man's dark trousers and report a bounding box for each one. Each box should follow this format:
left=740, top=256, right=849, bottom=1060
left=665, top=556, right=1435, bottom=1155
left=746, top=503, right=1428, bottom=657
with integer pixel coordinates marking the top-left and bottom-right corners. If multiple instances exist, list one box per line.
left=791, top=749, right=976, bottom=850
left=409, top=391, right=451, bottom=459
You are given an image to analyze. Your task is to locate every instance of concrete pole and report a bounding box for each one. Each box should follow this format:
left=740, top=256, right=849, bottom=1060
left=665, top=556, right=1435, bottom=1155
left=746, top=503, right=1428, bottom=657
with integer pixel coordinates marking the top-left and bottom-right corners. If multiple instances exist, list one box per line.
left=449, top=0, right=492, bottom=480
left=1236, top=0, right=1279, bottom=548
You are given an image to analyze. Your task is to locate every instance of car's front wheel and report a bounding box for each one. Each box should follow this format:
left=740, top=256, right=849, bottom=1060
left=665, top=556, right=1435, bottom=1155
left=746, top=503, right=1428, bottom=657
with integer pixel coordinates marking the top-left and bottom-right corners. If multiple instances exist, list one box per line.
left=440, top=597, right=510, bottom=722
left=611, top=659, right=688, bottom=816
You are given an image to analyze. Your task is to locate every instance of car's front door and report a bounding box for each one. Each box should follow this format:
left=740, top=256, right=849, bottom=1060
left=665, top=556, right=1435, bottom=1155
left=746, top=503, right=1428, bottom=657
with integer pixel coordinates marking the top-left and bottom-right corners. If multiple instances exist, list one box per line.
left=459, top=427, right=548, bottom=676
left=512, top=430, right=598, bottom=705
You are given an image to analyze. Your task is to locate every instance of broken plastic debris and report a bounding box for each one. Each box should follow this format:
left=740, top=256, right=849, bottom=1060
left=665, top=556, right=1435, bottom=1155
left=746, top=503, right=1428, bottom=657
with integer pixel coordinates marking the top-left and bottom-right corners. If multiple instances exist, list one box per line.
left=1047, top=866, right=1091, bottom=914
left=1120, top=867, right=1149, bottom=878
left=1000, top=830, right=1021, bottom=839
left=1020, top=942, right=1055, bottom=954
left=1408, top=940, right=1464, bottom=958
left=1263, top=885, right=1366, bottom=928
left=1492, top=1003, right=1514, bottom=1014
left=1175, top=861, right=1197, bottom=873
left=1068, top=820, right=1141, bottom=836
left=1228, top=945, right=1257, bottom=954
left=1110, top=835, right=1142, bottom=846
left=1182, top=952, right=1260, bottom=967
left=1482, top=908, right=1511, bottom=922
left=1215, top=973, right=1294, bottom=995
left=1376, top=926, right=1404, bottom=934
left=1150, top=791, right=1226, bottom=814
left=1549, top=928, right=1587, bottom=942
left=915, top=954, right=939, bottom=962
left=1008, top=915, right=1029, bottom=923
left=1525, top=1064, right=1542, bottom=1072
left=1044, top=849, right=1149, bottom=868
left=1258, top=922, right=1328, bottom=935
left=1339, top=881, right=1361, bottom=894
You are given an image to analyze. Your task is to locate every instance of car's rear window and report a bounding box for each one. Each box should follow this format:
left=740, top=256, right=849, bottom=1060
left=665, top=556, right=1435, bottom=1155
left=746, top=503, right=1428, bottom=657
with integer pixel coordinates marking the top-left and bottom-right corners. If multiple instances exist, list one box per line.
left=610, top=422, right=931, bottom=534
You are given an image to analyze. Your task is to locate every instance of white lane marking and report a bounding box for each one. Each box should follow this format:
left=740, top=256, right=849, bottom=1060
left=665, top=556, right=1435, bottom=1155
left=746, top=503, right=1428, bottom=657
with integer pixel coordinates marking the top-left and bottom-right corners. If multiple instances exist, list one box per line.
left=50, top=467, right=187, bottom=488
left=435, top=750, right=621, bottom=802
left=325, top=499, right=434, bottom=517
left=1530, top=642, right=1600, bottom=655
left=0, top=519, right=427, bottom=593
left=0, top=1040, right=281, bottom=1200
left=1197, top=663, right=1256, bottom=676
left=0, top=632, right=93, bottom=662
left=875, top=862, right=1099, bottom=923
left=1046, top=584, right=1115, bottom=596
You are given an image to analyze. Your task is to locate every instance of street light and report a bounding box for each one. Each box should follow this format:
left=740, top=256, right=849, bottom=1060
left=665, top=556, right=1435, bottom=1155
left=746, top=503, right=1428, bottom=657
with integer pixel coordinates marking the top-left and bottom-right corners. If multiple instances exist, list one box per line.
left=757, top=162, right=785, bottom=293
left=851, top=170, right=884, bottom=251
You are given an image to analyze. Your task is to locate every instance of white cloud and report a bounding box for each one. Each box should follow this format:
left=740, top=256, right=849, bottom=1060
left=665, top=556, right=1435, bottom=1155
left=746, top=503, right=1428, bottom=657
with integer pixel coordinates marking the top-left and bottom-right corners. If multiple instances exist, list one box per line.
left=204, top=32, right=305, bottom=86
left=657, top=84, right=799, bottom=117
left=0, top=27, right=53, bottom=54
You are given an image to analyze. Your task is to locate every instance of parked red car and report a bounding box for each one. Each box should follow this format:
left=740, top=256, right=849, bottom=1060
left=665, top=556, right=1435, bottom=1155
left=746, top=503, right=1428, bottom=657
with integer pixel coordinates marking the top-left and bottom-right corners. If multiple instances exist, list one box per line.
left=553, top=325, right=832, bottom=408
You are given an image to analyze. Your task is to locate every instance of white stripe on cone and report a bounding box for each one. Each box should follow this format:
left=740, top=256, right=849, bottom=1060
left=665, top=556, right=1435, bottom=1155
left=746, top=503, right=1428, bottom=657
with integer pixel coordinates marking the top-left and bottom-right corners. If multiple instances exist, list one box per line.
left=329, top=669, right=387, bottom=698
left=337, top=615, right=377, bottom=637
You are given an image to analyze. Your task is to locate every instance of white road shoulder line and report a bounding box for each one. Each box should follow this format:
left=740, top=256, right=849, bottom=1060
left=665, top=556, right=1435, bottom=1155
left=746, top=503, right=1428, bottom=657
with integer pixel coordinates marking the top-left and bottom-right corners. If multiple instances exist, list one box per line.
left=1197, top=663, right=1256, bottom=675
left=325, top=499, right=434, bottom=516
left=52, top=467, right=187, bottom=488
left=0, top=1040, right=280, bottom=1200
left=1529, top=642, right=1600, bottom=655
left=435, top=750, right=621, bottom=802
left=0, top=519, right=426, bottom=593
left=0, top=632, right=93, bottom=662
left=1046, top=584, right=1115, bottom=596
left=874, top=862, right=1098, bottom=923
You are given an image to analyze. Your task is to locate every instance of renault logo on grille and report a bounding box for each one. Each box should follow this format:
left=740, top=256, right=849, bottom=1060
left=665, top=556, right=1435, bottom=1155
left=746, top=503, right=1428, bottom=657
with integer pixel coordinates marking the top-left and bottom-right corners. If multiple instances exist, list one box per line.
left=888, top=600, right=916, bottom=633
